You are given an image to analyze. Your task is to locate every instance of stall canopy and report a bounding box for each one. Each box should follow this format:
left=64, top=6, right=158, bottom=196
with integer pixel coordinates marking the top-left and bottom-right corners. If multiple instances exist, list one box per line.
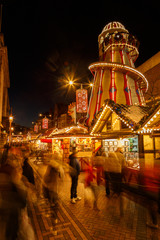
left=90, top=99, right=150, bottom=136
left=39, top=128, right=56, bottom=142
left=49, top=125, right=88, bottom=138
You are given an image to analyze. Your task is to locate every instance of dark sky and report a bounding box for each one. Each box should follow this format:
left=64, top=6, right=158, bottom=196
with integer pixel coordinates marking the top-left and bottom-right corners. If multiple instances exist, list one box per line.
left=1, top=0, right=160, bottom=127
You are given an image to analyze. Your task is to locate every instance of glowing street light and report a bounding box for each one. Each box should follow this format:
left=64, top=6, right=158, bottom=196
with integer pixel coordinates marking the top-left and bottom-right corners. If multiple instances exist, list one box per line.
left=69, top=80, right=74, bottom=86
left=9, top=114, right=13, bottom=146
left=66, top=80, right=94, bottom=89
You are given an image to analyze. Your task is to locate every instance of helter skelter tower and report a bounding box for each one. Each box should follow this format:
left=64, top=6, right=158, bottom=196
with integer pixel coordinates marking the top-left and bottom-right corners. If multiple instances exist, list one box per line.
left=87, top=22, right=148, bottom=126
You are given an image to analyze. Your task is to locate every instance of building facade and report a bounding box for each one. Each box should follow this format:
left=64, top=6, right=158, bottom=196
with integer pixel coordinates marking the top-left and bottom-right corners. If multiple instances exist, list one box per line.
left=0, top=33, right=10, bottom=147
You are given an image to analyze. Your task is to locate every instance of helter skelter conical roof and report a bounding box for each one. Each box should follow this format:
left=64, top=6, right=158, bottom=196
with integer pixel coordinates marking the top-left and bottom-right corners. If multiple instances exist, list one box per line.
left=86, top=21, right=148, bottom=126
left=100, top=22, right=128, bottom=35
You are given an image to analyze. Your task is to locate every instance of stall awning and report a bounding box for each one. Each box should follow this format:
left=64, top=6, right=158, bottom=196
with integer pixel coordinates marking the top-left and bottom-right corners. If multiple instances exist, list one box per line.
left=40, top=139, right=52, bottom=143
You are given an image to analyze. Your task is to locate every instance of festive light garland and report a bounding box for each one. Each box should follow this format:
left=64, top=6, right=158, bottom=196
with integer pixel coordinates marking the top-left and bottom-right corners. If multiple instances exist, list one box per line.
left=91, top=103, right=135, bottom=135
left=90, top=99, right=160, bottom=135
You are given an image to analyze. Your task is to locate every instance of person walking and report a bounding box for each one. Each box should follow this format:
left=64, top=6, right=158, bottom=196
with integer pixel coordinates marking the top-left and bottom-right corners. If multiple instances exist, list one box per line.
left=104, top=147, right=126, bottom=196
left=69, top=148, right=81, bottom=204
left=139, top=165, right=160, bottom=229
left=104, top=147, right=126, bottom=216
left=0, top=146, right=28, bottom=240
left=42, top=153, right=64, bottom=236
left=84, top=160, right=99, bottom=210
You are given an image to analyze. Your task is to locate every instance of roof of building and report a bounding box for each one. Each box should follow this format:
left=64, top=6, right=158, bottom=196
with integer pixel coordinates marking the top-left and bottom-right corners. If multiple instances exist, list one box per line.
left=100, top=22, right=128, bottom=36
left=90, top=99, right=160, bottom=135
left=49, top=125, right=88, bottom=138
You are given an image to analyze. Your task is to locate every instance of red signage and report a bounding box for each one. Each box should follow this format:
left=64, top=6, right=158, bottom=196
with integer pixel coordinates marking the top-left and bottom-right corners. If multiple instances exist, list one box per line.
left=76, top=89, right=88, bottom=113
left=42, top=117, right=48, bottom=129
left=34, top=124, right=38, bottom=133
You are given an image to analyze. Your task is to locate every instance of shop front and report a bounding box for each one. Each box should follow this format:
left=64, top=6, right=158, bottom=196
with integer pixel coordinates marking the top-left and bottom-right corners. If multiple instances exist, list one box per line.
left=49, top=125, right=94, bottom=169
left=51, top=136, right=93, bottom=169
left=102, top=136, right=139, bottom=168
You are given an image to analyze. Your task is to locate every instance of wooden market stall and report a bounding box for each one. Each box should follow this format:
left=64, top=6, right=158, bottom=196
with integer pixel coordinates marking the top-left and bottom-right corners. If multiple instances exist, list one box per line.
left=46, top=125, right=94, bottom=170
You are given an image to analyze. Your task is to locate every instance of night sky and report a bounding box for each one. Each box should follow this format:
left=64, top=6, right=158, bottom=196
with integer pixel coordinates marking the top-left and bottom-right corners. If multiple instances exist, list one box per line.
left=1, top=0, right=160, bottom=127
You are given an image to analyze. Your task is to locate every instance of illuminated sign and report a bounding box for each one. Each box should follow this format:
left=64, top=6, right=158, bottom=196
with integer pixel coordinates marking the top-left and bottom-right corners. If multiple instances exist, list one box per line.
left=76, top=89, right=88, bottom=113
left=42, top=117, right=48, bottom=129
left=34, top=124, right=38, bottom=133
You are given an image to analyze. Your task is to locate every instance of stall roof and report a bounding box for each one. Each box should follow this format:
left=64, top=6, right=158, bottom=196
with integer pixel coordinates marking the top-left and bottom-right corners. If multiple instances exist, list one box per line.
left=49, top=125, right=88, bottom=137
left=90, top=99, right=149, bottom=135
left=138, top=103, right=160, bottom=133
left=50, top=133, right=92, bottom=139
left=90, top=98, right=160, bottom=136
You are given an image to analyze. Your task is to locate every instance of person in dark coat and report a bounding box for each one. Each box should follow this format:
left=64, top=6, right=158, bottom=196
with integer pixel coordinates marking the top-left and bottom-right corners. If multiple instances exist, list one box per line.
left=22, top=157, right=35, bottom=185
left=69, top=148, right=81, bottom=204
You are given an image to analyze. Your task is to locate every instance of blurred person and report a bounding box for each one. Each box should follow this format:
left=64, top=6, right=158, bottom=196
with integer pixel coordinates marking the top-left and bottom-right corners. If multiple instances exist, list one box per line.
left=69, top=148, right=81, bottom=204
left=0, top=147, right=28, bottom=240
left=103, top=148, right=126, bottom=216
left=91, top=148, right=105, bottom=186
left=43, top=153, right=64, bottom=222
left=22, top=151, right=35, bottom=185
left=104, top=147, right=126, bottom=196
left=139, top=165, right=160, bottom=229
left=84, top=159, right=99, bottom=210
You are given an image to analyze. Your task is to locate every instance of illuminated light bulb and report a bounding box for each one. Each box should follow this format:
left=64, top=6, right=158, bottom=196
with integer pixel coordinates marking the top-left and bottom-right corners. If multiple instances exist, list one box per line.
left=69, top=80, right=73, bottom=85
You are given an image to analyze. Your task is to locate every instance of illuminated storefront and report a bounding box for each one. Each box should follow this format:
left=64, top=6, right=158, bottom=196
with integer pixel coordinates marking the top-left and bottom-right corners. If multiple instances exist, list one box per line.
left=48, top=126, right=93, bottom=165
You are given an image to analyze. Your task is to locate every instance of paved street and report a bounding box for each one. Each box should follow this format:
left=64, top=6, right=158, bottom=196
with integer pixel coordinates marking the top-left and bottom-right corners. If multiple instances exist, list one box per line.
left=27, top=173, right=160, bottom=240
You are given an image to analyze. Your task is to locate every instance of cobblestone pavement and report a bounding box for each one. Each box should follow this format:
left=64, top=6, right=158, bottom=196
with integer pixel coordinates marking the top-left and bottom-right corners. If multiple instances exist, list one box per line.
left=28, top=173, right=160, bottom=240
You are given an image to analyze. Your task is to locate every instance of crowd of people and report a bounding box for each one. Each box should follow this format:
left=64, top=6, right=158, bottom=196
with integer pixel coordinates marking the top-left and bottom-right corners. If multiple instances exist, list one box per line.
left=69, top=147, right=160, bottom=230
left=0, top=142, right=160, bottom=240
left=0, top=143, right=35, bottom=240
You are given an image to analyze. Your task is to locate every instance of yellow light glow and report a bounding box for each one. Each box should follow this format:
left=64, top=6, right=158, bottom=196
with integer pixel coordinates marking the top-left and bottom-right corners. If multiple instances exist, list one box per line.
left=9, top=115, right=13, bottom=122
left=69, top=80, right=74, bottom=85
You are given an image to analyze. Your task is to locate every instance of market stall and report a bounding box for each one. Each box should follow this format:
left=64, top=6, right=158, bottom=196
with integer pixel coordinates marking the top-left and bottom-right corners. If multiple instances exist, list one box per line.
left=102, top=136, right=139, bottom=168
left=48, top=125, right=94, bottom=170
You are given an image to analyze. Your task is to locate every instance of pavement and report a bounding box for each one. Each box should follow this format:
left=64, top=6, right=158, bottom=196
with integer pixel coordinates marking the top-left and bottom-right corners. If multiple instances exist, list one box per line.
left=27, top=172, right=160, bottom=240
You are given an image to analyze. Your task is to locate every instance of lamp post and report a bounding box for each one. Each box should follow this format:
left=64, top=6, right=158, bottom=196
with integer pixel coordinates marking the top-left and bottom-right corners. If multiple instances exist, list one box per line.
left=9, top=115, right=13, bottom=146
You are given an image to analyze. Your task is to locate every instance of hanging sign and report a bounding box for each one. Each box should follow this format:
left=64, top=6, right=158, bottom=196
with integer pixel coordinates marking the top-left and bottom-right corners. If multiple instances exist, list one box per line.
left=76, top=89, right=88, bottom=113
left=34, top=124, right=38, bottom=133
left=42, top=117, right=48, bottom=129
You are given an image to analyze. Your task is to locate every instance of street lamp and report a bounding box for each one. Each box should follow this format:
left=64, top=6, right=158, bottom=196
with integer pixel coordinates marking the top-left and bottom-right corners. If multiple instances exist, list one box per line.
left=9, top=114, right=13, bottom=146
left=68, top=80, right=94, bottom=89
